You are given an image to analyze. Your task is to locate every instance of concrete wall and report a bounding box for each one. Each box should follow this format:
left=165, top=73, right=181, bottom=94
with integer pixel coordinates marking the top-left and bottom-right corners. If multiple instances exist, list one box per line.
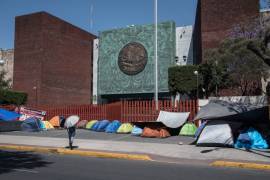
left=13, top=12, right=96, bottom=106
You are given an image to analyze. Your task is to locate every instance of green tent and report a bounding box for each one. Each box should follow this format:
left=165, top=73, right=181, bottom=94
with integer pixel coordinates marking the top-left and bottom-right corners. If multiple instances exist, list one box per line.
left=179, top=123, right=197, bottom=136
left=86, top=120, right=98, bottom=129
left=117, top=123, right=133, bottom=133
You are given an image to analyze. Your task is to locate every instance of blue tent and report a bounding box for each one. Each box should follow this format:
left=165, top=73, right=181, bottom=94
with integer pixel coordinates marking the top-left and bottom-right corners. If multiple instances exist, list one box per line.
left=194, top=121, right=207, bottom=138
left=105, top=120, right=121, bottom=133
left=96, top=120, right=110, bottom=132
left=235, top=127, right=269, bottom=149
left=21, top=117, right=43, bottom=132
left=91, top=121, right=100, bottom=131
left=131, top=125, right=143, bottom=136
left=0, top=108, right=20, bottom=121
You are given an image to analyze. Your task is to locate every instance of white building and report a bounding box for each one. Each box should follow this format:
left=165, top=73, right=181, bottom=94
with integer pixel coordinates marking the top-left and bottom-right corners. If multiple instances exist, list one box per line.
left=0, top=49, right=14, bottom=87
left=175, top=26, right=193, bottom=65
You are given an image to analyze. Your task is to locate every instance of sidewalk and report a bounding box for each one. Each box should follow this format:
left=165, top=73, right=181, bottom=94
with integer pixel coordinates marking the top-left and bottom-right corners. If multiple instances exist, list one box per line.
left=0, top=134, right=270, bottom=164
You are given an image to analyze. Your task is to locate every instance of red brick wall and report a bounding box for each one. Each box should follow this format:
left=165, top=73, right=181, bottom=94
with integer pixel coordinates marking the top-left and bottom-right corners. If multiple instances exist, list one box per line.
left=13, top=12, right=96, bottom=106
left=194, top=0, right=260, bottom=63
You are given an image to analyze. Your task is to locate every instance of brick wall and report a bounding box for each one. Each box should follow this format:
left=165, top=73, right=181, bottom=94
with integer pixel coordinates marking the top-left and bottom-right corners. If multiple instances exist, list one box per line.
left=194, top=0, right=260, bottom=63
left=13, top=12, right=96, bottom=106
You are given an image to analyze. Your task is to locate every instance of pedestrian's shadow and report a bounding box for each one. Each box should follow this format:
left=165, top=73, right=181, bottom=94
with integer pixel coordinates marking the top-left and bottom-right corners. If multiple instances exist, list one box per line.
left=0, top=150, right=52, bottom=175
left=64, top=146, right=79, bottom=150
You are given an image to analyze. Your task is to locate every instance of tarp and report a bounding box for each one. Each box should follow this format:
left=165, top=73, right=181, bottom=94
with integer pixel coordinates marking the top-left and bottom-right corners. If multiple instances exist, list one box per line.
left=105, top=120, right=121, bottom=133
left=131, top=125, right=143, bottom=136
left=0, top=108, right=20, bottom=121
left=156, top=111, right=190, bottom=128
left=86, top=120, right=98, bottom=129
left=196, top=121, right=234, bottom=147
left=49, top=116, right=60, bottom=127
left=179, top=123, right=197, bottom=136
left=96, top=120, right=110, bottom=132
left=117, top=123, right=133, bottom=134
left=235, top=127, right=269, bottom=149
left=21, top=117, right=43, bottom=132
left=76, top=120, right=88, bottom=129
left=141, top=127, right=171, bottom=138
left=194, top=100, right=268, bottom=122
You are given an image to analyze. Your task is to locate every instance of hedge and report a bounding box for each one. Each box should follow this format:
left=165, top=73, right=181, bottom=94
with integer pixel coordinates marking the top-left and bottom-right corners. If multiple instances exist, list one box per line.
left=0, top=90, right=28, bottom=105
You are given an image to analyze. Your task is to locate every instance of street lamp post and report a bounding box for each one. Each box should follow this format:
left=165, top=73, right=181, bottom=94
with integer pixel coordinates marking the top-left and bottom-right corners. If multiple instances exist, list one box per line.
left=194, top=70, right=199, bottom=99
left=154, top=0, right=158, bottom=110
left=33, top=86, right=37, bottom=107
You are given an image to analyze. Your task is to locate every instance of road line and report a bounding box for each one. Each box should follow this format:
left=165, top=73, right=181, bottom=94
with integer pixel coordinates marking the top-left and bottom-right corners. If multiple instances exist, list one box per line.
left=0, top=168, right=38, bottom=173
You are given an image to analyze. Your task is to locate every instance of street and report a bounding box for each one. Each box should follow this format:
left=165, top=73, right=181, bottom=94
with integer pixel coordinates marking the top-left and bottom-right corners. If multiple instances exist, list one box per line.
left=0, top=150, right=270, bottom=180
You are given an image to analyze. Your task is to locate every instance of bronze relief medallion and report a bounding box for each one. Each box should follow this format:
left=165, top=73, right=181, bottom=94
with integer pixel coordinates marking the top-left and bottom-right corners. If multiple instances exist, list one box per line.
left=118, top=42, right=148, bottom=75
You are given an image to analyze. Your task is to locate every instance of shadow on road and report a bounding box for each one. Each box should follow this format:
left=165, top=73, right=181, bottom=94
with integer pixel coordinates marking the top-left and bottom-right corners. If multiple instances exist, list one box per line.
left=0, top=150, right=52, bottom=174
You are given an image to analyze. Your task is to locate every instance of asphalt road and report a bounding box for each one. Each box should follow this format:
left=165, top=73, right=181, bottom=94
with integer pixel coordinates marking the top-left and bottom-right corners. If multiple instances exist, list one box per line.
left=0, top=150, right=270, bottom=180
left=0, top=129, right=195, bottom=145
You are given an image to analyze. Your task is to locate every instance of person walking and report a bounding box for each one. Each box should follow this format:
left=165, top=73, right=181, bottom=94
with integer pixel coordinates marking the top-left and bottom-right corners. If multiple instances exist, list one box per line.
left=67, top=126, right=76, bottom=150
left=65, top=115, right=80, bottom=150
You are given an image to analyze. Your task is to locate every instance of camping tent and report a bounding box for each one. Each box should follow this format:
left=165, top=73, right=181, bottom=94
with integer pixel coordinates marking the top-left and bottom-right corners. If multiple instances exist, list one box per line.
left=77, top=120, right=88, bottom=129
left=86, top=120, right=98, bottom=129
left=179, top=123, right=197, bottom=136
left=117, top=123, right=133, bottom=133
left=21, top=117, right=43, bottom=132
left=194, top=100, right=268, bottom=122
left=105, top=120, right=121, bottom=133
left=131, top=125, right=143, bottom=136
left=196, top=120, right=235, bottom=147
left=43, top=121, right=54, bottom=130
left=96, top=120, right=110, bottom=132
left=0, top=109, right=22, bottom=132
left=156, top=111, right=190, bottom=128
left=49, top=116, right=60, bottom=127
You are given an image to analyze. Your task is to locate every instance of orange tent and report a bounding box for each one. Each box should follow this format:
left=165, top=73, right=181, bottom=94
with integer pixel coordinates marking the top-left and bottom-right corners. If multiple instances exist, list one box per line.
left=49, top=116, right=60, bottom=127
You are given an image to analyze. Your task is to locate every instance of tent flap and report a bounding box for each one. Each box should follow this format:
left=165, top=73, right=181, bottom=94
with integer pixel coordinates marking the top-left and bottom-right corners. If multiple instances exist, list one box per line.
left=156, top=111, right=190, bottom=128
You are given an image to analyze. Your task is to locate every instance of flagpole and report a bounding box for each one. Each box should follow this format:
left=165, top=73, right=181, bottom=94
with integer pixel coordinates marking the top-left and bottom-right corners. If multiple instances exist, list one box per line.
left=154, top=0, right=158, bottom=110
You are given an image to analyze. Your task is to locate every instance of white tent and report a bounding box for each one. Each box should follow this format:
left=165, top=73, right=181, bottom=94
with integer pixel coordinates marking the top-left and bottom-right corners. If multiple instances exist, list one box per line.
left=156, top=111, right=190, bottom=128
left=197, top=120, right=235, bottom=147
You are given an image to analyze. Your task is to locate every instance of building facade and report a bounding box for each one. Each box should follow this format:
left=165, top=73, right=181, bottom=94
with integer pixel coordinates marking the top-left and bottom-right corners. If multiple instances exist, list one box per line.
left=0, top=49, right=14, bottom=86
left=13, top=12, right=96, bottom=106
left=194, top=0, right=260, bottom=63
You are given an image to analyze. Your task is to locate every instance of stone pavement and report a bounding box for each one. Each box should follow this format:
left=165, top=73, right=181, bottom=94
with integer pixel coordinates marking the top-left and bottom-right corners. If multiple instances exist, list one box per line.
left=0, top=133, right=270, bottom=164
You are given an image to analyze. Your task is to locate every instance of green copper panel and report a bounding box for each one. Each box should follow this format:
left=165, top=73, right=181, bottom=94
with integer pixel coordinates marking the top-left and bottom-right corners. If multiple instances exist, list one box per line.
left=98, top=21, right=175, bottom=95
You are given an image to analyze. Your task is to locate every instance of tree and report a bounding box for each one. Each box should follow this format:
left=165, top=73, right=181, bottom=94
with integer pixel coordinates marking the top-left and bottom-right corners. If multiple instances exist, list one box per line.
left=0, top=70, right=11, bottom=90
left=168, top=65, right=198, bottom=98
left=219, top=38, right=269, bottom=95
left=198, top=49, right=230, bottom=98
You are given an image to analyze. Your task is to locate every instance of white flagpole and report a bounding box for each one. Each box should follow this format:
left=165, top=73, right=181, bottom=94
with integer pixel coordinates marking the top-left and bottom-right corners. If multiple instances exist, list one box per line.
left=154, top=0, right=158, bottom=110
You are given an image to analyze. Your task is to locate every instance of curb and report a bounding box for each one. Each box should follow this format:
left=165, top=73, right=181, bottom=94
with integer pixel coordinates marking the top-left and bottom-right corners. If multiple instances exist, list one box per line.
left=0, top=144, right=152, bottom=161
left=211, top=160, right=270, bottom=171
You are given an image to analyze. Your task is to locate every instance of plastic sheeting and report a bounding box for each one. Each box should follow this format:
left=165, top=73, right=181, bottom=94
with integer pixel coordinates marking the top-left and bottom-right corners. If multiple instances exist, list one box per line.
left=0, top=108, right=20, bottom=121
left=235, top=127, right=269, bottom=149
left=105, top=120, right=121, bottom=133
left=194, top=100, right=268, bottom=122
left=156, top=111, right=190, bottom=128
left=197, top=121, right=234, bottom=147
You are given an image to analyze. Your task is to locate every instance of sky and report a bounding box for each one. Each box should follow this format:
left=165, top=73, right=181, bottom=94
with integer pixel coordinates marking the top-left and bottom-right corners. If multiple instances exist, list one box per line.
left=0, top=0, right=197, bottom=49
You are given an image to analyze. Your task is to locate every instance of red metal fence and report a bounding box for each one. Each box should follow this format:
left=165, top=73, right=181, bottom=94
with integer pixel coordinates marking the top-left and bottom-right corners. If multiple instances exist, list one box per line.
left=37, top=100, right=198, bottom=123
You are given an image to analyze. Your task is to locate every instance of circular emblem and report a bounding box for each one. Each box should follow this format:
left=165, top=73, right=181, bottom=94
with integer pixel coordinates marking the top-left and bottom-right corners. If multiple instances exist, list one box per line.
left=118, top=42, right=148, bottom=75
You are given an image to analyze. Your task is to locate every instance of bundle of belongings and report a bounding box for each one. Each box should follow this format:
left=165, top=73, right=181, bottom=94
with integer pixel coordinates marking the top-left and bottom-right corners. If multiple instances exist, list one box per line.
left=193, top=97, right=269, bottom=149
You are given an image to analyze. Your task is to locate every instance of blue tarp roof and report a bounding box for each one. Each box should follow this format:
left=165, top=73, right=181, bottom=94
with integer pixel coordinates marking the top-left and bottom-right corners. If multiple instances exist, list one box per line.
left=0, top=108, right=20, bottom=121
